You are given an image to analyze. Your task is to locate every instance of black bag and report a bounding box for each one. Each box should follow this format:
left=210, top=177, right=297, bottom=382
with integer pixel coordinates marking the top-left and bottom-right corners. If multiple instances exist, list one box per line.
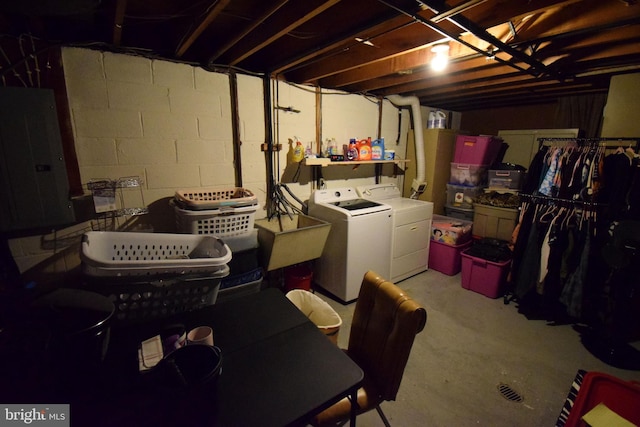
left=465, top=238, right=512, bottom=263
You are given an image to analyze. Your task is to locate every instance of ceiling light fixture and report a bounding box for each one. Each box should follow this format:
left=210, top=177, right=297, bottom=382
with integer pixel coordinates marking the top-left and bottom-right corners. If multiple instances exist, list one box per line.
left=430, top=44, right=449, bottom=72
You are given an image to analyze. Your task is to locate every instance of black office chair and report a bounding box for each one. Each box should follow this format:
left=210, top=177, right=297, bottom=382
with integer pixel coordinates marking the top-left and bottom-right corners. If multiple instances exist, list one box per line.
left=312, top=270, right=427, bottom=426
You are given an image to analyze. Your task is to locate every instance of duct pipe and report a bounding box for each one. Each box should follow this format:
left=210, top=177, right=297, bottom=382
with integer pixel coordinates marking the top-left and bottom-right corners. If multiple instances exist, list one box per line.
left=386, top=94, right=426, bottom=199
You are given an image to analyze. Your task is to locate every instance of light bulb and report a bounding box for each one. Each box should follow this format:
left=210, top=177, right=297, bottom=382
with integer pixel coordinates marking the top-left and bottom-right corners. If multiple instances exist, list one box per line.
left=431, top=54, right=448, bottom=72
left=430, top=43, right=450, bottom=72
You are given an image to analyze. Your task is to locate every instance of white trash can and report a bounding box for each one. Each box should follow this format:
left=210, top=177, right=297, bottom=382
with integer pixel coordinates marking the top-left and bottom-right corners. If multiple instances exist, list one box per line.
left=286, top=289, right=342, bottom=345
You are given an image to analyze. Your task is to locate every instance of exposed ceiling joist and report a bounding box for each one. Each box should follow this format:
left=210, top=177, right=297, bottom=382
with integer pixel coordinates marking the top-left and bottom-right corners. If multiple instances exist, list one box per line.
left=0, top=0, right=636, bottom=111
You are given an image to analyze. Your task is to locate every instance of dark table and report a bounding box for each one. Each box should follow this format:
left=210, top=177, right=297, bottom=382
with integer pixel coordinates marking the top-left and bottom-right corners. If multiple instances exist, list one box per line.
left=66, top=288, right=363, bottom=427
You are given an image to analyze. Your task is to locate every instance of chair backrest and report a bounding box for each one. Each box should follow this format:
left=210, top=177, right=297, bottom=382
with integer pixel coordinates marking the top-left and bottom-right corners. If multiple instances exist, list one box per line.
left=347, top=270, right=427, bottom=401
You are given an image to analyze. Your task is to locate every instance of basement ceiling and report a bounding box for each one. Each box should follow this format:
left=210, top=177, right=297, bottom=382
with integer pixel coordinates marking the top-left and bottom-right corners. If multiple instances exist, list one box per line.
left=1, top=0, right=639, bottom=111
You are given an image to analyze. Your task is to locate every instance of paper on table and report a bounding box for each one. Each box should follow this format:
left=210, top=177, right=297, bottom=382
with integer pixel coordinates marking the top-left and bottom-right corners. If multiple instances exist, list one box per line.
left=581, top=402, right=637, bottom=427
left=138, top=335, right=164, bottom=372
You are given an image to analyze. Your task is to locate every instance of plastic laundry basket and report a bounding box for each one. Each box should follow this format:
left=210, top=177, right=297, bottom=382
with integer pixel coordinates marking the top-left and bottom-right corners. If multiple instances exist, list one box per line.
left=286, top=289, right=342, bottom=345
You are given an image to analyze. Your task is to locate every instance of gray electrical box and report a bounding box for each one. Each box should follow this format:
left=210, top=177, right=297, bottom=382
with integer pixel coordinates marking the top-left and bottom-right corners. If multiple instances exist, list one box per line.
left=0, top=87, right=74, bottom=232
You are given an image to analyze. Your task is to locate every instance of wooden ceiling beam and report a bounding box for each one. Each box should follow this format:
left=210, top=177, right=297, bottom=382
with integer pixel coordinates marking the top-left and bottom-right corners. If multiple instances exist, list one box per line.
left=348, top=51, right=525, bottom=93
left=421, top=82, right=603, bottom=110
left=271, top=12, right=413, bottom=76
left=228, top=0, right=342, bottom=66
left=285, top=0, right=578, bottom=84
left=175, top=0, right=232, bottom=58
left=208, top=0, right=290, bottom=64
left=112, top=0, right=127, bottom=46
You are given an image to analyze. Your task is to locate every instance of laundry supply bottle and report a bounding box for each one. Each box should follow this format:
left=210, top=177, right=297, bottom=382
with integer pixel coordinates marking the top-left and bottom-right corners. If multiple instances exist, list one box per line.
left=347, top=138, right=359, bottom=161
left=287, top=138, right=295, bottom=165
left=292, top=140, right=305, bottom=162
left=371, top=138, right=385, bottom=160
left=358, top=138, right=372, bottom=160
left=328, top=138, right=338, bottom=156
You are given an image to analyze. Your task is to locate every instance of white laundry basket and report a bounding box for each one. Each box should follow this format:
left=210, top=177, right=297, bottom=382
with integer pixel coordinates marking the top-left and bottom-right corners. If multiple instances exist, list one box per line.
left=286, top=289, right=342, bottom=345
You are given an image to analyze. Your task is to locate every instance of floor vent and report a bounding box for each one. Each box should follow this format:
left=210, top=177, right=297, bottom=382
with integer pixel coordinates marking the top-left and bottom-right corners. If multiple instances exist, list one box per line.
left=497, top=383, right=524, bottom=402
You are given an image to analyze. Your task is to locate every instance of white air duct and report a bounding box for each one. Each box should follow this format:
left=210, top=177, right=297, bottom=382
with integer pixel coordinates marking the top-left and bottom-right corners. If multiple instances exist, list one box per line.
left=386, top=94, right=426, bottom=199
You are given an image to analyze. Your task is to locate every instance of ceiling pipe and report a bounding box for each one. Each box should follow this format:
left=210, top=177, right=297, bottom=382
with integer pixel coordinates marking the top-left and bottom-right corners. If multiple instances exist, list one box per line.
left=428, top=0, right=488, bottom=23
left=376, top=0, right=532, bottom=76
left=386, top=94, right=426, bottom=199
left=416, top=0, right=560, bottom=79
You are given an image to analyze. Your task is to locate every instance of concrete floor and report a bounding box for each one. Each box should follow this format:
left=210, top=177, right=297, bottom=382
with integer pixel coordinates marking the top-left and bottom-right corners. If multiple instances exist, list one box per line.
left=315, top=269, right=640, bottom=427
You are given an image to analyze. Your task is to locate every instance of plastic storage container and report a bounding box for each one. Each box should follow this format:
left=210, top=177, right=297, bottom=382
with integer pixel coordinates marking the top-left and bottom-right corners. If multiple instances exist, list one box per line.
left=428, top=239, right=472, bottom=276
left=461, top=250, right=511, bottom=298
left=174, top=186, right=257, bottom=210
left=80, top=231, right=231, bottom=277
left=564, top=371, right=640, bottom=427
left=218, top=267, right=263, bottom=303
left=444, top=204, right=474, bottom=221
left=449, top=163, right=489, bottom=186
left=431, top=215, right=473, bottom=245
left=488, top=169, right=524, bottom=189
left=454, top=135, right=503, bottom=165
left=284, top=262, right=313, bottom=292
left=286, top=289, right=342, bottom=345
left=446, top=184, right=482, bottom=209
left=218, top=228, right=262, bottom=302
left=174, top=204, right=257, bottom=237
left=87, top=269, right=228, bottom=323
left=473, top=204, right=519, bottom=241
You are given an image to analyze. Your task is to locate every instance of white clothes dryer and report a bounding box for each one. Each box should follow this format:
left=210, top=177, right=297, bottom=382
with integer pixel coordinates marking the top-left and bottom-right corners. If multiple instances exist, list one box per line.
left=357, top=183, right=434, bottom=282
left=308, top=187, right=392, bottom=303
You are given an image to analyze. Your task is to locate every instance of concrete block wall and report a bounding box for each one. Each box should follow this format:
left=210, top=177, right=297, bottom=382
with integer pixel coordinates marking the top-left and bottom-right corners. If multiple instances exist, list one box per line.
left=10, top=47, right=406, bottom=274
left=64, top=47, right=241, bottom=207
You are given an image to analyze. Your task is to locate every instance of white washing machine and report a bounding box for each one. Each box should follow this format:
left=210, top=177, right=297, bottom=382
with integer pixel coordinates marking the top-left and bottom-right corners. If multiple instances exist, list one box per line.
left=357, top=183, right=434, bottom=282
left=308, top=187, right=393, bottom=303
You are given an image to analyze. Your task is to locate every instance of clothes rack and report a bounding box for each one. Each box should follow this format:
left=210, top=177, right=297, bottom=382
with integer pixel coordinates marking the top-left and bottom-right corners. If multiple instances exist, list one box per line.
left=537, top=136, right=640, bottom=150
left=518, top=193, right=606, bottom=208
left=510, top=136, right=640, bottom=369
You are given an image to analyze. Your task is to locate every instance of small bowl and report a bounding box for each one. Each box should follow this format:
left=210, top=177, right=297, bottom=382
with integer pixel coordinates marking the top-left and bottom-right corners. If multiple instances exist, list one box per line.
left=157, top=344, right=222, bottom=387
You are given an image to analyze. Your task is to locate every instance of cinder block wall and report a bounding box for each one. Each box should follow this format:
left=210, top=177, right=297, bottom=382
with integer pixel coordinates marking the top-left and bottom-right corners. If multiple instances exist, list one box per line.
left=64, top=47, right=242, bottom=205
left=10, top=47, right=407, bottom=274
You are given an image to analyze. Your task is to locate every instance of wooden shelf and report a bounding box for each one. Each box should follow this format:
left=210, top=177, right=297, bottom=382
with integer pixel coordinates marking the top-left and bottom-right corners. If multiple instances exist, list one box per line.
left=303, top=158, right=409, bottom=167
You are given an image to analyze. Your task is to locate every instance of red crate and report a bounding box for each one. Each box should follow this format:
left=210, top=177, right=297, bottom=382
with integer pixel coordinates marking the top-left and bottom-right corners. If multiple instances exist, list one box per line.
left=565, top=371, right=640, bottom=427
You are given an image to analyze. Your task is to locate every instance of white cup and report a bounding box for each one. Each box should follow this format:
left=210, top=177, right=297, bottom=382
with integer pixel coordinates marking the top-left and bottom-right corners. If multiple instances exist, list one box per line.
left=187, top=326, right=214, bottom=346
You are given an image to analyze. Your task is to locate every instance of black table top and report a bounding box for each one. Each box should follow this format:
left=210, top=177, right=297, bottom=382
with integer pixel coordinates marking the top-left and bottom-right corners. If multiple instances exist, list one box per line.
left=49, top=288, right=362, bottom=427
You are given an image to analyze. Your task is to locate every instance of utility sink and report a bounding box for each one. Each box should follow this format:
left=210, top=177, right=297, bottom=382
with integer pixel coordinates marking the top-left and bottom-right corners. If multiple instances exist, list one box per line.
left=254, top=214, right=331, bottom=271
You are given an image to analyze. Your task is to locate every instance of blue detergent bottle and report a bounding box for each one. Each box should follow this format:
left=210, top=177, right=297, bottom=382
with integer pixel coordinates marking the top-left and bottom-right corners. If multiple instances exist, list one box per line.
left=371, top=138, right=385, bottom=160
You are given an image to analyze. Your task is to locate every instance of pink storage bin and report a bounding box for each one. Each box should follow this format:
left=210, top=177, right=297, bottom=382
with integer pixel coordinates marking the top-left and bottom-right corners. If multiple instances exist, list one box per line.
left=428, top=240, right=472, bottom=276
left=454, top=135, right=503, bottom=165
left=460, top=250, right=511, bottom=298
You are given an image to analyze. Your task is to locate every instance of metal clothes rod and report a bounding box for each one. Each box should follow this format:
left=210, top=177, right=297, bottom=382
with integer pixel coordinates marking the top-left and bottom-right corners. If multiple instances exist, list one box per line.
left=519, top=193, right=607, bottom=208
left=537, top=137, right=640, bottom=149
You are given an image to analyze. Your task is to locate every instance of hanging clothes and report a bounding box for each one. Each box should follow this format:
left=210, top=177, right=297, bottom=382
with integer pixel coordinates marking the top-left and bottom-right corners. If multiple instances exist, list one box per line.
left=510, top=138, right=639, bottom=320
left=559, top=221, right=591, bottom=319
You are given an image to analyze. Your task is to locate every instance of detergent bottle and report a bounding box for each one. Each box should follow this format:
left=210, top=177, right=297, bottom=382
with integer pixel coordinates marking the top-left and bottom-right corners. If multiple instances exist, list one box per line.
left=371, top=138, right=385, bottom=160
left=358, top=138, right=372, bottom=160
left=292, top=140, right=305, bottom=162
left=287, top=138, right=295, bottom=164
left=347, top=138, right=359, bottom=161
left=435, top=110, right=447, bottom=128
